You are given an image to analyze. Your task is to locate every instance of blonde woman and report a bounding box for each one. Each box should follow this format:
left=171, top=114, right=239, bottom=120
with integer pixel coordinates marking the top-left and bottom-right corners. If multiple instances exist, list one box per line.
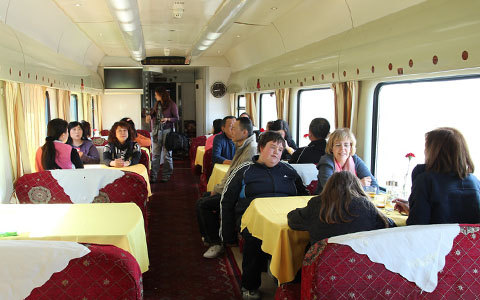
left=316, top=128, right=377, bottom=193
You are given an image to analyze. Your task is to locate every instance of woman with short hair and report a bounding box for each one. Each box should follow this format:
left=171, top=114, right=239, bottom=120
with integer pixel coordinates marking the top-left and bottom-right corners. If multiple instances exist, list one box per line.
left=316, top=128, right=377, bottom=193
left=66, top=121, right=100, bottom=164
left=103, top=121, right=141, bottom=167
left=394, top=127, right=480, bottom=224
left=288, top=171, right=390, bottom=245
left=35, top=118, right=83, bottom=171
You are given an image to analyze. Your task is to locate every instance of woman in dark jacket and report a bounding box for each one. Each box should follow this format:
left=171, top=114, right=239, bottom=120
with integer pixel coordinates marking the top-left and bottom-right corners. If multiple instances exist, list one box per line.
left=394, top=127, right=480, bottom=225
left=146, top=87, right=179, bottom=182
left=288, top=171, right=390, bottom=245
left=103, top=121, right=141, bottom=167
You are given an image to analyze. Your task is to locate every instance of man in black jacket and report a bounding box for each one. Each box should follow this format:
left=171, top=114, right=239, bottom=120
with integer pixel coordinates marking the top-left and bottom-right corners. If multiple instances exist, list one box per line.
left=289, top=118, right=330, bottom=164
left=220, top=131, right=309, bottom=299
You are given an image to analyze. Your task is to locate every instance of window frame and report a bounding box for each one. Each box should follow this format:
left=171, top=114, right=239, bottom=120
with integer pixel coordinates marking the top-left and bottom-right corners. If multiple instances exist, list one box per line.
left=70, top=94, right=79, bottom=121
left=258, top=92, right=276, bottom=131
left=237, top=94, right=246, bottom=117
left=91, top=96, right=96, bottom=129
left=371, top=74, right=480, bottom=177
left=296, top=87, right=333, bottom=146
left=45, top=91, right=51, bottom=125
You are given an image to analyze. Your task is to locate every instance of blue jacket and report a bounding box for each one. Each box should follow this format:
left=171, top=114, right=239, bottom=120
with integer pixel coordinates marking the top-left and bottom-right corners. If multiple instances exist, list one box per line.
left=220, top=155, right=309, bottom=244
left=407, top=164, right=480, bottom=225
left=212, top=132, right=235, bottom=164
left=316, top=154, right=378, bottom=193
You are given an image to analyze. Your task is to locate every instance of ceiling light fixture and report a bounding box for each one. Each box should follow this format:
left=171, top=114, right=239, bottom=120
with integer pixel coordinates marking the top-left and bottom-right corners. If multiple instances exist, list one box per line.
left=198, top=45, right=208, bottom=51
left=271, top=7, right=278, bottom=10
left=74, top=3, right=81, bottom=7
left=236, top=35, right=241, bottom=38
left=202, top=40, right=214, bottom=46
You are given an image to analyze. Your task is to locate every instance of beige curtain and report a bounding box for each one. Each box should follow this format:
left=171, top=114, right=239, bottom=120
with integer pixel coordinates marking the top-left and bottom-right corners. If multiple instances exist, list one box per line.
left=75, top=93, right=84, bottom=121
left=332, top=81, right=359, bottom=133
left=4, top=81, right=29, bottom=179
left=229, top=93, right=236, bottom=116
left=275, top=88, right=290, bottom=123
left=95, top=94, right=103, bottom=130
left=245, top=92, right=258, bottom=127
left=46, top=88, right=58, bottom=120
left=56, top=89, right=71, bottom=121
left=22, top=84, right=46, bottom=172
left=82, top=93, right=92, bottom=124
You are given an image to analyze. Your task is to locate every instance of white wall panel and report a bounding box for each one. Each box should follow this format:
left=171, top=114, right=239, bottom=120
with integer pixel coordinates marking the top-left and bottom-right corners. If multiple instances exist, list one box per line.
left=101, top=94, right=142, bottom=131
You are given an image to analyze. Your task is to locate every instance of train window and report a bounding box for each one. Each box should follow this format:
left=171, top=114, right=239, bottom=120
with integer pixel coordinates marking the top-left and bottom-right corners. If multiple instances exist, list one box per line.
left=373, top=76, right=480, bottom=188
left=237, top=95, right=246, bottom=117
left=91, top=96, right=95, bottom=129
left=259, top=92, right=277, bottom=130
left=45, top=91, right=51, bottom=126
left=70, top=94, right=78, bottom=121
left=296, top=88, right=335, bottom=147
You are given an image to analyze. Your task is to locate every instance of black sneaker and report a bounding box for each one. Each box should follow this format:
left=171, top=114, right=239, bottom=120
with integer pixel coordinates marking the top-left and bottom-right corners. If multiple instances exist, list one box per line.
left=160, top=178, right=169, bottom=183
left=241, top=288, right=261, bottom=300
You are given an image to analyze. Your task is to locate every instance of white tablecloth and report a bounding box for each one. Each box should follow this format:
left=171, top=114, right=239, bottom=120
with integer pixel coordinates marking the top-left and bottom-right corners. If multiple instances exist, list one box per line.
left=289, top=163, right=317, bottom=185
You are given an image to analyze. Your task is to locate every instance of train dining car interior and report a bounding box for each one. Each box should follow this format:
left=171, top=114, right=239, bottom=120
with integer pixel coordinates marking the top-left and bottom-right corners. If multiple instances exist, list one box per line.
left=1, top=0, right=480, bottom=299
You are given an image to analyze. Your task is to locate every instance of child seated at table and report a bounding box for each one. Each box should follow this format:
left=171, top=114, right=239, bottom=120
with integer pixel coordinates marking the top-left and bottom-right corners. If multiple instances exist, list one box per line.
left=35, top=118, right=84, bottom=171
left=103, top=121, right=141, bottom=167
left=288, top=171, right=390, bottom=245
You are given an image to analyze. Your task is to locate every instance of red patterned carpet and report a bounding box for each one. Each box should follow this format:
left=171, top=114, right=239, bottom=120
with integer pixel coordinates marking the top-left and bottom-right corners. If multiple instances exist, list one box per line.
left=143, top=160, right=242, bottom=300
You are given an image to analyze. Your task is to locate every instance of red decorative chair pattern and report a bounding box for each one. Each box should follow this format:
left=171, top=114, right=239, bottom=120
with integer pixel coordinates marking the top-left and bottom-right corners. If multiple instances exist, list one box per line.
left=276, top=224, right=480, bottom=300
left=15, top=171, right=149, bottom=233
left=92, top=136, right=108, bottom=146
left=139, top=149, right=150, bottom=176
left=190, top=136, right=207, bottom=174
left=198, top=148, right=213, bottom=194
left=306, top=180, right=318, bottom=195
left=137, top=129, right=151, bottom=139
left=26, top=244, right=143, bottom=300
left=100, top=129, right=110, bottom=136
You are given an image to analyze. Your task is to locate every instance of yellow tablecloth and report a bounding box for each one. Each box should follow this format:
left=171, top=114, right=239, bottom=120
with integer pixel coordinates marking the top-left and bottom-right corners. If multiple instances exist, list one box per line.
left=84, top=164, right=151, bottom=197
left=207, top=164, right=230, bottom=192
left=194, top=146, right=206, bottom=171
left=240, top=196, right=407, bottom=285
left=0, top=203, right=149, bottom=273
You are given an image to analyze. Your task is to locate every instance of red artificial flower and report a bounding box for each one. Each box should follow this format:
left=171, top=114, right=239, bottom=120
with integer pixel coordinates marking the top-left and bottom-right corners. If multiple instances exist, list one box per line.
left=260, top=128, right=265, bottom=132
left=303, top=133, right=309, bottom=138
left=405, top=153, right=415, bottom=158
left=93, top=129, right=98, bottom=132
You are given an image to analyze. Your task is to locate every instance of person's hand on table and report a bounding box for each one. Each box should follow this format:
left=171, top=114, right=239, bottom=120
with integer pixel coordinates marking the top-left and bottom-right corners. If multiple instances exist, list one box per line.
left=210, top=190, right=217, bottom=196
left=393, top=198, right=410, bottom=215
left=223, top=160, right=232, bottom=165
left=123, top=160, right=131, bottom=167
left=360, top=176, right=372, bottom=186
left=110, top=158, right=125, bottom=168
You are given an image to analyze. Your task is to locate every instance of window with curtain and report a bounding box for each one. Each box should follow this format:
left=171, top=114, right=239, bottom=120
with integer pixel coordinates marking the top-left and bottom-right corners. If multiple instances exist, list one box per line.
left=45, top=91, right=51, bottom=126
left=296, top=88, right=335, bottom=147
left=70, top=94, right=78, bottom=121
left=373, top=76, right=480, bottom=188
left=237, top=95, right=246, bottom=117
left=91, top=96, right=96, bottom=129
left=259, top=92, right=277, bottom=130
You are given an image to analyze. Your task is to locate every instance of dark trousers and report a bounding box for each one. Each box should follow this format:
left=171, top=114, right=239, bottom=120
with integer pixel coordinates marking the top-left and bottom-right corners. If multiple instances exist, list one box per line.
left=196, top=193, right=222, bottom=244
left=241, top=229, right=270, bottom=291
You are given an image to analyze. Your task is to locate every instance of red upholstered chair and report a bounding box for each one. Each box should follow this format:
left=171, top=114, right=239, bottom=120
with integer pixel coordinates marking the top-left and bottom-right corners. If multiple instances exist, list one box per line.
left=92, top=136, right=108, bottom=146
left=137, top=129, right=151, bottom=139
left=279, top=224, right=480, bottom=300
left=190, top=136, right=207, bottom=174
left=26, top=244, right=142, bottom=300
left=100, top=129, right=110, bottom=136
left=139, top=149, right=150, bottom=176
left=306, top=180, right=318, bottom=195
left=198, top=148, right=213, bottom=194
left=15, top=170, right=149, bottom=233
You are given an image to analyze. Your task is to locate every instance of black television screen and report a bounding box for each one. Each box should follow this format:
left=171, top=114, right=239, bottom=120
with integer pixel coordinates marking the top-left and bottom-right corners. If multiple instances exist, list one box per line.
left=104, top=68, right=143, bottom=89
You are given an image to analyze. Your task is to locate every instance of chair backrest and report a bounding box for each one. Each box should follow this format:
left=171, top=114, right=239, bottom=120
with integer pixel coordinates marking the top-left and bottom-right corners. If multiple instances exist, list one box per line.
left=139, top=149, right=150, bottom=175
left=301, top=224, right=480, bottom=300
left=306, top=180, right=318, bottom=195
left=100, top=129, right=110, bottom=136
left=203, top=148, right=214, bottom=179
left=190, top=136, right=207, bottom=170
left=92, top=136, right=108, bottom=146
left=15, top=170, right=149, bottom=231
left=27, top=243, right=142, bottom=300
left=137, top=129, right=151, bottom=139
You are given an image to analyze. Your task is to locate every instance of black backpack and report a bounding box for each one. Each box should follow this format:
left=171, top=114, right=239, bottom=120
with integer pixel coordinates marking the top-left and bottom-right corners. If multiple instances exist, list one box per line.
left=165, top=129, right=189, bottom=152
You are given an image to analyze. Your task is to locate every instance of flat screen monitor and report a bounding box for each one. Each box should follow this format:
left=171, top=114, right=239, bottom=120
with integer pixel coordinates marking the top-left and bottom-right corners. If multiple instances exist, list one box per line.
left=104, top=68, right=143, bottom=89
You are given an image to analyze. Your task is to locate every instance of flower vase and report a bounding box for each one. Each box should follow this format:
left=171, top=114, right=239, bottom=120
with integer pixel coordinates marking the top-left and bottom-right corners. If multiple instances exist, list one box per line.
left=402, top=160, right=411, bottom=198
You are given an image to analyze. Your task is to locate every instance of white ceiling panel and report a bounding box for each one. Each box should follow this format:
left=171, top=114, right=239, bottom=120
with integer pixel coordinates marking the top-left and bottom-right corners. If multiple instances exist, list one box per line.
left=235, top=0, right=302, bottom=26
left=77, top=22, right=125, bottom=50
left=0, top=0, right=9, bottom=23
left=58, top=20, right=93, bottom=64
left=83, top=43, right=105, bottom=70
left=53, top=0, right=112, bottom=22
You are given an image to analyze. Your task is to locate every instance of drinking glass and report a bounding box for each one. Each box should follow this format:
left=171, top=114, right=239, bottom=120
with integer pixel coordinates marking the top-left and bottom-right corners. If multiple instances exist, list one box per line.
left=364, top=186, right=377, bottom=202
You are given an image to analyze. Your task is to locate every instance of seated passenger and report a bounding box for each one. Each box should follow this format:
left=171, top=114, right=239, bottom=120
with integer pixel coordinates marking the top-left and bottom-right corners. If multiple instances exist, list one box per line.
left=239, top=112, right=258, bottom=131
left=289, top=118, right=330, bottom=164
left=269, top=119, right=297, bottom=160
left=316, top=128, right=378, bottom=193
left=205, top=118, right=222, bottom=151
left=196, top=117, right=257, bottom=259
left=288, top=171, right=390, bottom=245
left=220, top=131, right=308, bottom=299
left=120, top=117, right=152, bottom=148
left=393, top=127, right=480, bottom=225
left=66, top=121, right=100, bottom=164
left=212, top=116, right=236, bottom=165
left=35, top=118, right=83, bottom=171
left=103, top=121, right=141, bottom=167
left=80, top=120, right=91, bottom=139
